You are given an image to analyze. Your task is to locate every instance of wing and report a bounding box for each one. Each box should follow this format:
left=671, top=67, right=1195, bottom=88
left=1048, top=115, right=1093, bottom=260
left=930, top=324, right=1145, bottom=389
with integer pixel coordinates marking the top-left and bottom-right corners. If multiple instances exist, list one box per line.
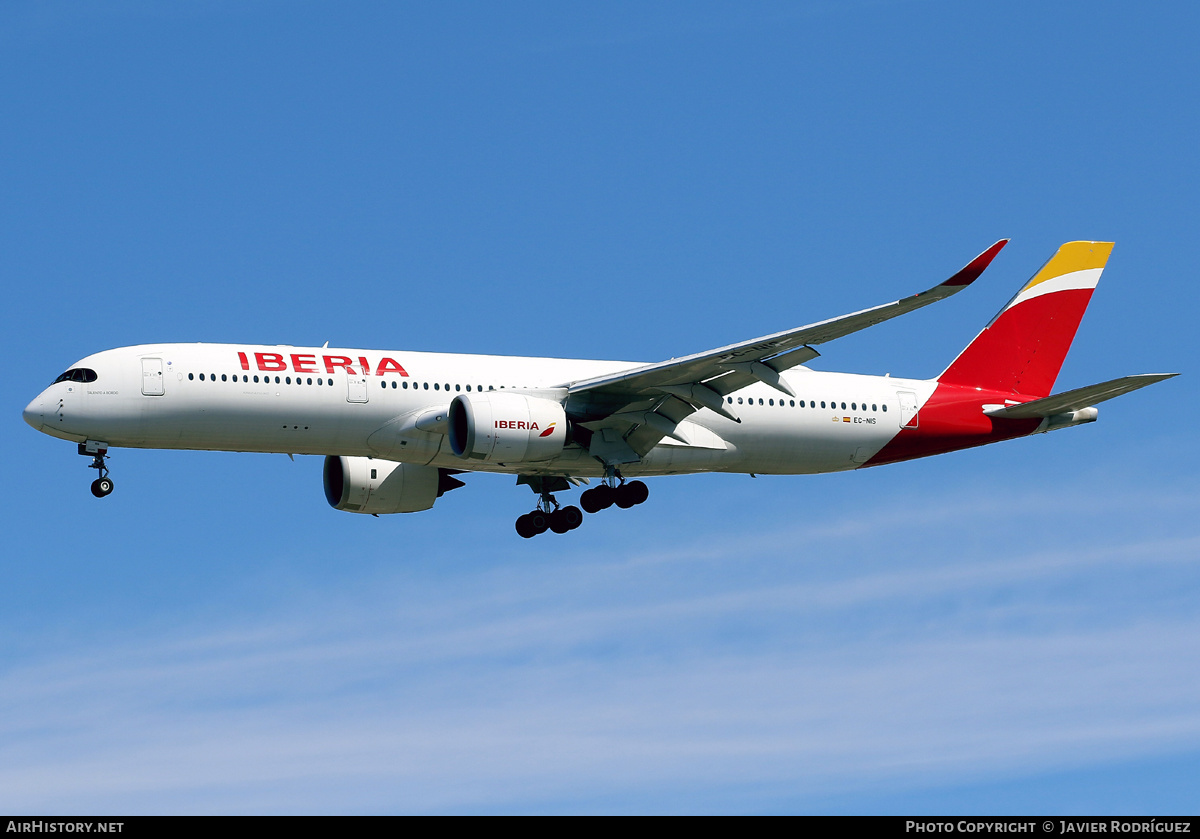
left=984, top=373, right=1178, bottom=419
left=564, top=240, right=1009, bottom=465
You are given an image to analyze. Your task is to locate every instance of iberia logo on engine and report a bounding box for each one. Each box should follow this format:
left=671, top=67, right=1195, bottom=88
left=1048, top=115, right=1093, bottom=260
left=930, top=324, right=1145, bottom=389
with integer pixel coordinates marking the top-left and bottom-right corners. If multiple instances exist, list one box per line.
left=496, top=420, right=539, bottom=431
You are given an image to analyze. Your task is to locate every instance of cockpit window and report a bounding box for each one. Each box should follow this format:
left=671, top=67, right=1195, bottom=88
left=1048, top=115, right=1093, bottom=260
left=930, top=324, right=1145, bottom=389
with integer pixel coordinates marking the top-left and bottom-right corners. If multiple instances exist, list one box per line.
left=53, top=368, right=98, bottom=384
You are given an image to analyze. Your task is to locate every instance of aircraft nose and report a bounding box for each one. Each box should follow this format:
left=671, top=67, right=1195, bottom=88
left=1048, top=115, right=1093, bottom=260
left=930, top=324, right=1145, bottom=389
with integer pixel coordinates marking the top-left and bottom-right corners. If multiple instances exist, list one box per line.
left=23, top=396, right=43, bottom=432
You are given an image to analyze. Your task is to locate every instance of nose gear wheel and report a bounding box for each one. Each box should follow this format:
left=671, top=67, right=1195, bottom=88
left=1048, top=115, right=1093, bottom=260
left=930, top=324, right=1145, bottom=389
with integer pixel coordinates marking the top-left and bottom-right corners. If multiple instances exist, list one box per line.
left=79, top=442, right=114, bottom=498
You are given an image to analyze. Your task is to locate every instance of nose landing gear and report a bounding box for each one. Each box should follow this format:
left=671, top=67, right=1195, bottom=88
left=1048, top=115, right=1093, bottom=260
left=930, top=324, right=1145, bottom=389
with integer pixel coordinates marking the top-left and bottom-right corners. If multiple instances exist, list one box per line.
left=79, top=441, right=114, bottom=498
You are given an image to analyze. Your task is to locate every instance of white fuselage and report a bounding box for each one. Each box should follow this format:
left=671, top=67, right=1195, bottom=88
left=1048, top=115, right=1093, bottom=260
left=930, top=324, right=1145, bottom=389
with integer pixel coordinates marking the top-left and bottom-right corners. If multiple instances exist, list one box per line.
left=25, top=343, right=934, bottom=478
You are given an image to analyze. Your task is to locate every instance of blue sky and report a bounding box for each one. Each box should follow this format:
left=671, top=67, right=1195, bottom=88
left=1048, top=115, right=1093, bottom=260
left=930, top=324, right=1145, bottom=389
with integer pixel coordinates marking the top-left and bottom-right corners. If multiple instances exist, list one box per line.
left=2, top=0, right=1197, bottom=814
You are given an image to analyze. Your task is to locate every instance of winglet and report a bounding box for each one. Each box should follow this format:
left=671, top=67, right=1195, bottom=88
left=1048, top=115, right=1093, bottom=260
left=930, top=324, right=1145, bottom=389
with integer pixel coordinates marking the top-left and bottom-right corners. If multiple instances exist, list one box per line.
left=941, top=239, right=1009, bottom=287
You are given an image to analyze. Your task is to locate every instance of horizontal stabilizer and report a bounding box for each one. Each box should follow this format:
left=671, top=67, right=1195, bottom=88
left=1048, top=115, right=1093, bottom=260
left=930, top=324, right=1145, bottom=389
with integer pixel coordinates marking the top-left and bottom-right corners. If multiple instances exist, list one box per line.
left=985, top=373, right=1178, bottom=419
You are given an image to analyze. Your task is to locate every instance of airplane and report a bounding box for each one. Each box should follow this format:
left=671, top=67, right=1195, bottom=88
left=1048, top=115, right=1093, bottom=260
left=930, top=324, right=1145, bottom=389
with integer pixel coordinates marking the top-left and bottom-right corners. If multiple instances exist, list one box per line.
left=23, top=240, right=1176, bottom=538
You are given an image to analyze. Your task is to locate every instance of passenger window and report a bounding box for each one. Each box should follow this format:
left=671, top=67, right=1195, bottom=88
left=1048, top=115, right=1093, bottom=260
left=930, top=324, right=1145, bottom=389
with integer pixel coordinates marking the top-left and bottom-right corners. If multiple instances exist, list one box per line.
left=253, top=375, right=259, bottom=383
left=403, top=381, right=408, bottom=389
left=737, top=397, right=743, bottom=404
left=466, top=385, right=472, bottom=392
left=286, top=377, right=292, bottom=384
left=423, top=383, right=429, bottom=390
left=275, top=376, right=281, bottom=384
left=199, top=373, right=205, bottom=381
left=882, top=404, right=887, bottom=411
left=769, top=399, right=774, bottom=406
left=188, top=373, right=194, bottom=380
left=851, top=403, right=856, bottom=410
left=380, top=381, right=386, bottom=389
left=821, top=401, right=826, bottom=408
left=455, top=384, right=461, bottom=392
left=872, top=404, right=877, bottom=411
left=307, top=378, right=312, bottom=385
left=841, top=402, right=846, bottom=410
left=434, top=383, right=439, bottom=390
left=790, top=400, right=795, bottom=407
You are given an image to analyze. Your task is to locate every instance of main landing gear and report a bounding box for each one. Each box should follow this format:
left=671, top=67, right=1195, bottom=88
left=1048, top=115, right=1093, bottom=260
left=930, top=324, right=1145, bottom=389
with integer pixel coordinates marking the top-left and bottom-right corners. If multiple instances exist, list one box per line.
left=515, top=471, right=649, bottom=538
left=79, top=441, right=113, bottom=498
left=580, top=478, right=648, bottom=513
left=515, top=492, right=583, bottom=539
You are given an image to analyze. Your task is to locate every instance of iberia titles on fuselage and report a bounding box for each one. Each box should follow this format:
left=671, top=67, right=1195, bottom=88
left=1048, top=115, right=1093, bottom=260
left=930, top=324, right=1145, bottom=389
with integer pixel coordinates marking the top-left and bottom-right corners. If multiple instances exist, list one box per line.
left=22, top=240, right=1177, bottom=538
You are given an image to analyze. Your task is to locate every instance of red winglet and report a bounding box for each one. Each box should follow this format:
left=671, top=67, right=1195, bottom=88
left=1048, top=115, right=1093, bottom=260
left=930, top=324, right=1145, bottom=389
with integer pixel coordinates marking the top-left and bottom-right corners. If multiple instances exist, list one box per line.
left=941, top=239, right=1009, bottom=287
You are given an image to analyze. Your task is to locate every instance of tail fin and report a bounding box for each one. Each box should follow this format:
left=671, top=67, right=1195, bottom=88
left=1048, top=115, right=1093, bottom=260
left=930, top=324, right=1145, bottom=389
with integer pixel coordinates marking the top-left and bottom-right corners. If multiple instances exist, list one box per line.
left=938, top=241, right=1113, bottom=396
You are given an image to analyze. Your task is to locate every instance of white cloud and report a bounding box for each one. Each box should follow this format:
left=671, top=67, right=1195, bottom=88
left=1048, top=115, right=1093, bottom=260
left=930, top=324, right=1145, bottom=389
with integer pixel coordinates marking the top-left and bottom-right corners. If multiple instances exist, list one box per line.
left=2, top=486, right=1198, bottom=813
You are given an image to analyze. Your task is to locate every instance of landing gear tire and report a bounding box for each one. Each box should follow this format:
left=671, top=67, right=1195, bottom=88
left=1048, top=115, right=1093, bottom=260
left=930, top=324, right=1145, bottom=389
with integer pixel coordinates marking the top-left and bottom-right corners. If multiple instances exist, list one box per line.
left=625, top=480, right=649, bottom=505
left=549, top=510, right=571, bottom=534
left=515, top=514, right=537, bottom=539
left=528, top=510, right=549, bottom=535
left=581, top=484, right=615, bottom=513
left=90, top=477, right=114, bottom=498
left=615, top=480, right=648, bottom=509
left=549, top=505, right=583, bottom=533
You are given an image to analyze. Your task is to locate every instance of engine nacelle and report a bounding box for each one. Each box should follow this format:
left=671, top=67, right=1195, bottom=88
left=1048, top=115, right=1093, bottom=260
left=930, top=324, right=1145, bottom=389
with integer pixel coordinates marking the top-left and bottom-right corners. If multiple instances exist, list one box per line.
left=448, top=392, right=567, bottom=463
left=323, top=456, right=439, bottom=514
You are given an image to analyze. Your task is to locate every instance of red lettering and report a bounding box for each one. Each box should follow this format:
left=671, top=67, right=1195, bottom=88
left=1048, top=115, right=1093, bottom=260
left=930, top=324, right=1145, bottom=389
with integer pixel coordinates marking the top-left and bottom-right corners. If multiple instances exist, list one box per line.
left=291, top=353, right=317, bottom=374
left=375, top=357, right=409, bottom=377
left=323, top=355, right=355, bottom=375
left=255, top=352, right=286, bottom=371
left=237, top=352, right=249, bottom=370
left=358, top=357, right=371, bottom=376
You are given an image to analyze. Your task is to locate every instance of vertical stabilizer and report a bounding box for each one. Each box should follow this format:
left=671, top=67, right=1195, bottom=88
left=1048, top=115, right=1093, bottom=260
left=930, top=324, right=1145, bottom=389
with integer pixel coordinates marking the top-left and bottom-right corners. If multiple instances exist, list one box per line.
left=938, top=241, right=1113, bottom=397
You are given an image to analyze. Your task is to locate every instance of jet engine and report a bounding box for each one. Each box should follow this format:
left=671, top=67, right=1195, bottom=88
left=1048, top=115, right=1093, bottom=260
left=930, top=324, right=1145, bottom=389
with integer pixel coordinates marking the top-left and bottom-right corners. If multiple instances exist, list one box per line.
left=323, top=456, right=441, bottom=514
left=448, top=392, right=567, bottom=463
